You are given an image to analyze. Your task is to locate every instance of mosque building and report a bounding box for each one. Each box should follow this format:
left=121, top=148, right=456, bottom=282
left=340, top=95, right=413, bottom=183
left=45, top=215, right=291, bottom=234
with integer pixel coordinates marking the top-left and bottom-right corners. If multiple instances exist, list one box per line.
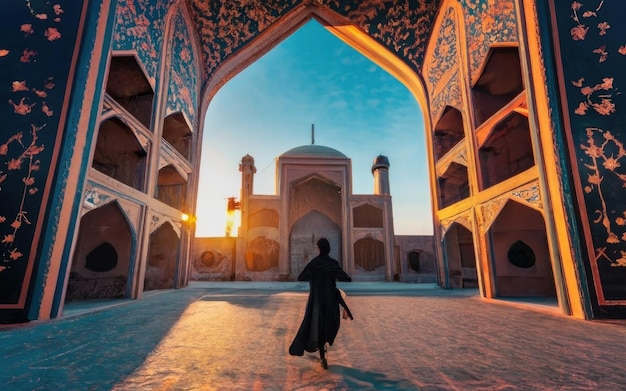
left=192, top=141, right=437, bottom=282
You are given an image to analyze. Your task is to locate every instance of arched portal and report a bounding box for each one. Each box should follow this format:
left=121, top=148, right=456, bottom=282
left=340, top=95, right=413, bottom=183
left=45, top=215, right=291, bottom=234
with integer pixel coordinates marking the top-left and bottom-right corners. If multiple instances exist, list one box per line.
left=5, top=0, right=611, bottom=323
left=198, top=6, right=432, bottom=285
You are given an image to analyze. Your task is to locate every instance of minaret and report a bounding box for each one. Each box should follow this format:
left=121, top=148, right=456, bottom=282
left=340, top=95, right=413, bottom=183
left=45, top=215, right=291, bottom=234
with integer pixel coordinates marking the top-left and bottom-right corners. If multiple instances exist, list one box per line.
left=372, top=155, right=390, bottom=195
left=239, top=154, right=256, bottom=234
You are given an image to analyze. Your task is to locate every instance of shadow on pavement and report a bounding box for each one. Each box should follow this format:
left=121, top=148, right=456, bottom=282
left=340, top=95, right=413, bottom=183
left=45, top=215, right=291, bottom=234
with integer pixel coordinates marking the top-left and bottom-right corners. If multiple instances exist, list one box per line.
left=331, top=364, right=418, bottom=390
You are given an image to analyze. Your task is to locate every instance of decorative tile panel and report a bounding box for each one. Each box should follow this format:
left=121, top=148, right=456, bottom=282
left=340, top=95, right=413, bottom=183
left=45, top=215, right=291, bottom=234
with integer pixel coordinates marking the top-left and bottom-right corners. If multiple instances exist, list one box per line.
left=426, top=6, right=459, bottom=92
left=112, top=0, right=177, bottom=83
left=189, top=0, right=441, bottom=90
left=553, top=1, right=626, bottom=302
left=431, top=70, right=463, bottom=123
left=0, top=1, right=86, bottom=307
left=165, top=6, right=199, bottom=128
left=441, top=208, right=473, bottom=236
left=460, top=0, right=519, bottom=83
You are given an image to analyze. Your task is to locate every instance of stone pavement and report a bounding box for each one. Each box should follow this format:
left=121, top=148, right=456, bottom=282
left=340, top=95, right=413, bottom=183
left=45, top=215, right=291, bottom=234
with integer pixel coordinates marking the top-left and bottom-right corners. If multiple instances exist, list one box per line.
left=1, top=281, right=626, bottom=390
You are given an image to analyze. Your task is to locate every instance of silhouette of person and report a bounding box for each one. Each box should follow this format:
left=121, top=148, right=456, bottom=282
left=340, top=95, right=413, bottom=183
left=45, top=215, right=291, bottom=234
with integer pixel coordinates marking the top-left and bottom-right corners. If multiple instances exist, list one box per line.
left=289, top=237, right=352, bottom=369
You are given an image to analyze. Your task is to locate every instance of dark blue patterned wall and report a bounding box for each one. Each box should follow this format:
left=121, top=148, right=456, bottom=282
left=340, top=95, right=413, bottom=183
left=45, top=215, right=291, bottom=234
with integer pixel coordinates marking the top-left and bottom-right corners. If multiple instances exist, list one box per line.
left=0, top=1, right=86, bottom=307
left=166, top=7, right=199, bottom=128
left=552, top=1, right=626, bottom=303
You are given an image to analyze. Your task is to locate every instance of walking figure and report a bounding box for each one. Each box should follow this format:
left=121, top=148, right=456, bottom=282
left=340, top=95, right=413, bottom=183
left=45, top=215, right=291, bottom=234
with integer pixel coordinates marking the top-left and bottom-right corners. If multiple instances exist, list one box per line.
left=289, top=238, right=353, bottom=369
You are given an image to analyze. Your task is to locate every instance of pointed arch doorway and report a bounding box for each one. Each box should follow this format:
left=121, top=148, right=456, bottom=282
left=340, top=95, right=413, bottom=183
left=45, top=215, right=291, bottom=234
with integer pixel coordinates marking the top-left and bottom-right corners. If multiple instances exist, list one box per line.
left=197, top=6, right=434, bottom=284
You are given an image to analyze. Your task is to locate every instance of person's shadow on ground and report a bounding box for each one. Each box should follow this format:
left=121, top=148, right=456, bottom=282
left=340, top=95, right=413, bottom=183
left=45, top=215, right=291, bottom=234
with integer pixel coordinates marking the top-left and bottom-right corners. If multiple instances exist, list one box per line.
left=331, top=365, right=419, bottom=390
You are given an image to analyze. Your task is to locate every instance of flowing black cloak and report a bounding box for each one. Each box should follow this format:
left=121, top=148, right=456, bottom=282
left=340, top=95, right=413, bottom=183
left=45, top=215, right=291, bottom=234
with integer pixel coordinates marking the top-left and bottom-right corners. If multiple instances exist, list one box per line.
left=289, top=255, right=352, bottom=356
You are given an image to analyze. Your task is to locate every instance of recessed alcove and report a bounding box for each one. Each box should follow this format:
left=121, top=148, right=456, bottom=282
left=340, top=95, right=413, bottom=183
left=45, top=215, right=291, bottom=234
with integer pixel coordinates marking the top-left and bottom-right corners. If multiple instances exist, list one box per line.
left=353, top=204, right=383, bottom=228
left=472, top=47, right=524, bottom=128
left=66, top=202, right=131, bottom=302
left=437, top=162, right=469, bottom=209
left=354, top=237, right=385, bottom=273
left=489, top=200, right=556, bottom=297
left=162, top=112, right=193, bottom=160
left=443, top=223, right=476, bottom=288
left=433, top=106, right=465, bottom=162
left=144, top=222, right=179, bottom=291
left=479, top=112, right=534, bottom=189
left=92, top=117, right=147, bottom=191
left=106, top=55, right=154, bottom=129
left=156, top=165, right=187, bottom=210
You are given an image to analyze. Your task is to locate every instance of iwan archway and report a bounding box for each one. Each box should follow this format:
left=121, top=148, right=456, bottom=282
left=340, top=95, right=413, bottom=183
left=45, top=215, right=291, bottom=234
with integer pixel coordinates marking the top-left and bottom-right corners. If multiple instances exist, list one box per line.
left=2, top=1, right=625, bottom=322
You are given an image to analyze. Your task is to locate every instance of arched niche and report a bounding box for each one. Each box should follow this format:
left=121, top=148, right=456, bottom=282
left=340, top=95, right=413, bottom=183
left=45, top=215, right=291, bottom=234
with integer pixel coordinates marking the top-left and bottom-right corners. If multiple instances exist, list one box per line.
left=353, top=203, right=383, bottom=228
left=438, top=162, right=469, bottom=209
left=472, top=46, right=524, bottom=128
left=289, top=210, right=341, bottom=280
left=442, top=222, right=476, bottom=288
left=162, top=112, right=193, bottom=161
left=354, top=237, right=385, bottom=277
left=433, top=106, right=464, bottom=162
left=479, top=112, right=534, bottom=189
left=156, top=164, right=187, bottom=210
left=106, top=55, right=154, bottom=129
left=489, top=200, right=556, bottom=298
left=66, top=201, right=132, bottom=302
left=289, top=175, right=342, bottom=228
left=144, top=222, right=179, bottom=291
left=92, top=117, right=147, bottom=191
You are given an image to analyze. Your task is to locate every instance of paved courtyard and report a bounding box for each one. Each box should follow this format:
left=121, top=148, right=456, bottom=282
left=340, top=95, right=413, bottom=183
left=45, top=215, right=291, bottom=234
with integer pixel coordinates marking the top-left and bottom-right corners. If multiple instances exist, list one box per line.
left=1, top=282, right=626, bottom=390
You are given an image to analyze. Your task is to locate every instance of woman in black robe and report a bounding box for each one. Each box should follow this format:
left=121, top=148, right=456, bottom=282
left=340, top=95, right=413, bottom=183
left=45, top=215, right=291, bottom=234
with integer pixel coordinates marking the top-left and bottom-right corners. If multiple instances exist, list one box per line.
left=289, top=238, right=352, bottom=369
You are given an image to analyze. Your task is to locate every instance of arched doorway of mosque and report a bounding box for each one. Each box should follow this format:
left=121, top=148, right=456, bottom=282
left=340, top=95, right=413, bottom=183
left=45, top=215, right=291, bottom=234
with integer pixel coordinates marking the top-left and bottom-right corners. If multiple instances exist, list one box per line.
left=290, top=211, right=342, bottom=280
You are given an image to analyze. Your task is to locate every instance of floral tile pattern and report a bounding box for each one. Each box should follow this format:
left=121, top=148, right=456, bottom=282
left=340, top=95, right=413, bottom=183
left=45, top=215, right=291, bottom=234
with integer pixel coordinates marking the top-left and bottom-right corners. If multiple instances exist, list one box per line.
left=460, top=0, right=518, bottom=83
left=553, top=1, right=626, bottom=302
left=426, top=6, right=459, bottom=92
left=431, top=70, right=463, bottom=124
left=0, top=1, right=85, bottom=306
left=112, top=0, right=176, bottom=83
left=165, top=6, right=199, bottom=128
left=425, top=6, right=462, bottom=123
left=189, top=0, right=440, bottom=90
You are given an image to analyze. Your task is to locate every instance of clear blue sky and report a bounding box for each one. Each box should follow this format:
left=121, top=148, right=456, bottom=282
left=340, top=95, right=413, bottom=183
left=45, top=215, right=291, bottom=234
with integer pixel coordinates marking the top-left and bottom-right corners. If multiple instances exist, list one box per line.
left=195, top=20, right=432, bottom=237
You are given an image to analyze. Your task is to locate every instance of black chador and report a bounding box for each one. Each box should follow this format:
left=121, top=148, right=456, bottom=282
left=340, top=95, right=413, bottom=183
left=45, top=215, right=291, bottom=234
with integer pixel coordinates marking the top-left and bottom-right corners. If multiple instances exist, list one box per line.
left=289, top=238, right=352, bottom=369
